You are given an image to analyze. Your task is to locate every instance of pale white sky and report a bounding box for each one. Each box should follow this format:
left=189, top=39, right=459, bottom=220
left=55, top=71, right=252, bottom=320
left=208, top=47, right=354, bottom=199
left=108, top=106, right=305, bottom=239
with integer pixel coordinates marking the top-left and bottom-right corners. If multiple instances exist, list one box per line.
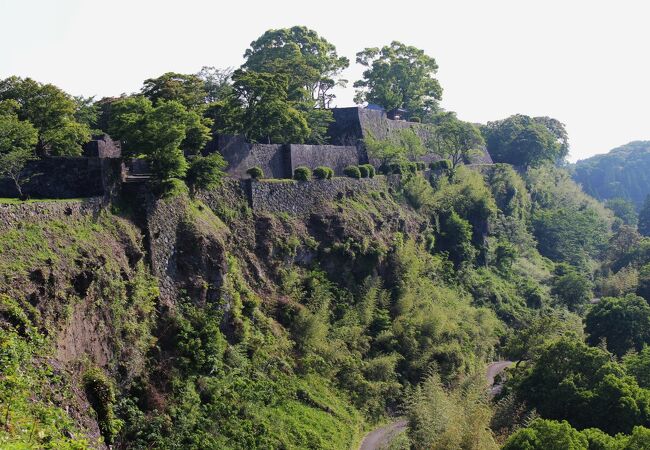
left=1, top=0, right=649, bottom=161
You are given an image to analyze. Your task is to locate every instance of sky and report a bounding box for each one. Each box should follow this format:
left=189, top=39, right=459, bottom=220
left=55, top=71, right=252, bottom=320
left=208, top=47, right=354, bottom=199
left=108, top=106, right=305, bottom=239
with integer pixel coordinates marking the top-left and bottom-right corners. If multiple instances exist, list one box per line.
left=1, top=0, right=649, bottom=162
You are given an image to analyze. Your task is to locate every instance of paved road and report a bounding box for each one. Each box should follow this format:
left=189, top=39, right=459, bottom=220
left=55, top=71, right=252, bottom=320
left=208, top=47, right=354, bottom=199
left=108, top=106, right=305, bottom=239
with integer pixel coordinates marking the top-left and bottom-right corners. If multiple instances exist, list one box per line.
left=487, top=360, right=512, bottom=396
left=358, top=360, right=512, bottom=450
left=358, top=419, right=407, bottom=450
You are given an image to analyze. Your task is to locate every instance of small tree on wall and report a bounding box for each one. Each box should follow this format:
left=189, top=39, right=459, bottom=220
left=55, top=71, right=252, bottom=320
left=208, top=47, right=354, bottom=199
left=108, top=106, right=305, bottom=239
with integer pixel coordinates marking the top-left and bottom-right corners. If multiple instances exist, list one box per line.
left=0, top=100, right=38, bottom=198
left=433, top=116, right=484, bottom=169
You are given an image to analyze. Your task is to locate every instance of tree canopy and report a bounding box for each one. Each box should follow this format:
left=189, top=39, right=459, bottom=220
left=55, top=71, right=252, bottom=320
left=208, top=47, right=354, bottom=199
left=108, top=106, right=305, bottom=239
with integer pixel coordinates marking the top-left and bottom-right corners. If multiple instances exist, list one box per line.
left=482, top=114, right=569, bottom=167
left=108, top=96, right=211, bottom=180
left=585, top=294, right=650, bottom=357
left=0, top=76, right=91, bottom=156
left=242, top=26, right=349, bottom=108
left=639, top=195, right=650, bottom=237
left=354, top=41, right=442, bottom=119
left=432, top=115, right=485, bottom=168
left=0, top=100, right=38, bottom=197
left=141, top=72, right=207, bottom=111
left=212, top=70, right=310, bottom=144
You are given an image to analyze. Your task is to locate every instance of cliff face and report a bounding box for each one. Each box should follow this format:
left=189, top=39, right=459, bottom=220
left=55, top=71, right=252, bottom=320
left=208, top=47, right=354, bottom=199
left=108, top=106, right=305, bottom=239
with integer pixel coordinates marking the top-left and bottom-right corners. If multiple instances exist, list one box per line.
left=0, top=199, right=157, bottom=447
left=0, top=169, right=504, bottom=449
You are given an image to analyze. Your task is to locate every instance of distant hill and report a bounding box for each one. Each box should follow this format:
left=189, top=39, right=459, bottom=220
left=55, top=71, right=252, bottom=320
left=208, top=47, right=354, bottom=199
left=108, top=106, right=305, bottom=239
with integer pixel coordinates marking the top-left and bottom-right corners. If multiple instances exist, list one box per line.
left=572, top=141, right=650, bottom=208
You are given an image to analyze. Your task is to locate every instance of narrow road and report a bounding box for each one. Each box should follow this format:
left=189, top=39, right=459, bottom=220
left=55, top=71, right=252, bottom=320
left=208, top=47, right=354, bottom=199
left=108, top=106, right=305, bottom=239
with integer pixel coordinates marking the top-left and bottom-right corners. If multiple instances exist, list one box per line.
left=487, top=360, right=512, bottom=396
left=359, top=419, right=407, bottom=450
left=358, top=360, right=512, bottom=450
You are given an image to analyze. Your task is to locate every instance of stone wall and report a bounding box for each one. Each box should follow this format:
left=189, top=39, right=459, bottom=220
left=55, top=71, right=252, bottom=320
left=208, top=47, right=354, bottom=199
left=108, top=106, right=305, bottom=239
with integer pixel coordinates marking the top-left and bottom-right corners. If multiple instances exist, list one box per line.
left=0, top=197, right=104, bottom=229
left=289, top=144, right=363, bottom=175
left=328, top=107, right=493, bottom=166
left=0, top=157, right=107, bottom=199
left=83, top=134, right=122, bottom=158
left=145, top=194, right=190, bottom=305
left=249, top=176, right=387, bottom=215
left=217, top=135, right=289, bottom=179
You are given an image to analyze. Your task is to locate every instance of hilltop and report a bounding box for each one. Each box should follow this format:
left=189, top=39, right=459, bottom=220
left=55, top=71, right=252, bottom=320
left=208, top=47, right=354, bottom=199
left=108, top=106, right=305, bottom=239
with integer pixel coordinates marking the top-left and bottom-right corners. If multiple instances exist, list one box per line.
left=572, top=141, right=650, bottom=208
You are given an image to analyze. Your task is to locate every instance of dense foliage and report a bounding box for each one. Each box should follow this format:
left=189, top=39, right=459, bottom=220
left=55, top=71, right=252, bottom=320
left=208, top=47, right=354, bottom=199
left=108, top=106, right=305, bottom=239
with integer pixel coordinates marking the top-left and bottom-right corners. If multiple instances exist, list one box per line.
left=482, top=115, right=569, bottom=167
left=0, top=76, right=92, bottom=156
left=572, top=141, right=650, bottom=209
left=354, top=41, right=442, bottom=120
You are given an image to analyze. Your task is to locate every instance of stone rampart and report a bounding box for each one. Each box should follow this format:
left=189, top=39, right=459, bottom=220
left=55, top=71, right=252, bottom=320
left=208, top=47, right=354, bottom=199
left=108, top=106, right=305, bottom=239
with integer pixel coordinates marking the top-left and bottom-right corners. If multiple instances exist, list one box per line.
left=0, top=157, right=107, bottom=199
left=217, top=135, right=289, bottom=179
left=289, top=144, right=363, bottom=175
left=249, top=176, right=387, bottom=215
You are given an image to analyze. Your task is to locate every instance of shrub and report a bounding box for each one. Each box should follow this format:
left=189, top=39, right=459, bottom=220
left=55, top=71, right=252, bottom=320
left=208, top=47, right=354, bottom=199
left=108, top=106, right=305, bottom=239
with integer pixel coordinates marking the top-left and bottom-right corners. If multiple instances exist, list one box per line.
left=344, top=165, right=361, bottom=179
left=246, top=166, right=264, bottom=179
left=362, top=164, right=376, bottom=178
left=155, top=178, right=189, bottom=199
left=430, top=159, right=452, bottom=171
left=293, top=166, right=312, bottom=181
left=313, top=166, right=332, bottom=180
left=385, top=162, right=411, bottom=175
left=83, top=367, right=122, bottom=445
left=358, top=165, right=370, bottom=178
left=185, top=153, right=227, bottom=194
left=407, top=162, right=418, bottom=174
left=409, top=117, right=421, bottom=123
left=416, top=161, right=426, bottom=171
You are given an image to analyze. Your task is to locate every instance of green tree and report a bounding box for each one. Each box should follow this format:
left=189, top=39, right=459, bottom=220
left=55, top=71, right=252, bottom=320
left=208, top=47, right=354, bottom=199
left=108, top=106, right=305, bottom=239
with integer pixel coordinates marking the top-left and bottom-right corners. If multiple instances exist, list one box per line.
left=637, top=263, right=650, bottom=302
left=606, top=198, right=639, bottom=227
left=639, top=195, right=650, bottom=237
left=108, top=97, right=211, bottom=180
left=0, top=76, right=91, bottom=155
left=502, top=419, right=588, bottom=450
left=216, top=70, right=310, bottom=144
left=185, top=153, right=227, bottom=195
left=141, top=72, right=207, bottom=110
left=551, top=265, right=592, bottom=312
left=73, top=95, right=99, bottom=129
left=242, top=26, right=349, bottom=108
left=433, top=116, right=485, bottom=168
left=197, top=66, right=234, bottom=103
left=0, top=100, right=38, bottom=198
left=482, top=115, right=568, bottom=167
left=503, top=309, right=583, bottom=365
left=437, top=210, right=476, bottom=267
left=354, top=41, right=442, bottom=118
left=510, top=336, right=650, bottom=434
left=364, top=128, right=427, bottom=169
left=585, top=294, right=650, bottom=357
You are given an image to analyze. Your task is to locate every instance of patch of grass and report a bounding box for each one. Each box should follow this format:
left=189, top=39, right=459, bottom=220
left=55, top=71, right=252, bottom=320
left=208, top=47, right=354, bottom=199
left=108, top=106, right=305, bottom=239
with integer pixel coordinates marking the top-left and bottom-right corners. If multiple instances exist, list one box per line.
left=0, top=198, right=87, bottom=204
left=261, top=179, right=295, bottom=184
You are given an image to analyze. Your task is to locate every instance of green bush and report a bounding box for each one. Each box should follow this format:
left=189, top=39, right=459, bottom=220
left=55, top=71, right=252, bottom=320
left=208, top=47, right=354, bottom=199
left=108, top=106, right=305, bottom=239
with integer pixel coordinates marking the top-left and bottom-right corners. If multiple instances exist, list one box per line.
left=362, top=164, right=376, bottom=178
left=246, top=166, right=264, bottom=179
left=344, top=165, right=361, bottom=179
left=155, top=177, right=189, bottom=199
left=313, top=166, right=333, bottom=180
left=409, top=116, right=421, bottom=123
left=83, top=367, right=122, bottom=445
left=430, top=159, right=452, bottom=171
left=293, top=166, right=312, bottom=181
left=416, top=161, right=426, bottom=171
left=185, top=153, right=227, bottom=194
left=358, top=165, right=370, bottom=178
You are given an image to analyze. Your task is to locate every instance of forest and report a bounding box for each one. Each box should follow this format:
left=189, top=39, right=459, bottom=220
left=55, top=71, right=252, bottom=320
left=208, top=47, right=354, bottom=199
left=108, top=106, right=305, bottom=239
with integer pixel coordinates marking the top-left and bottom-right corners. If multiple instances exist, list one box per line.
left=2, top=25, right=650, bottom=450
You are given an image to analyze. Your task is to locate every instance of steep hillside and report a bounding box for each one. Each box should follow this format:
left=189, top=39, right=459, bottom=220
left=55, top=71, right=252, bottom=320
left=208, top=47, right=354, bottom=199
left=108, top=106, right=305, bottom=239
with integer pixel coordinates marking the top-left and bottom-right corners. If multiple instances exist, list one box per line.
left=0, top=165, right=616, bottom=449
left=572, top=141, right=650, bottom=208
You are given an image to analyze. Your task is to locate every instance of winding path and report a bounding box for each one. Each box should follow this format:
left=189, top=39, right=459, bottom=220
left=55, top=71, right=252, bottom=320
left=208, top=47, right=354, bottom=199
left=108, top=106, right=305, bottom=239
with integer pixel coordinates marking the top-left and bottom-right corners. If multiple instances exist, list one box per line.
left=358, top=360, right=512, bottom=450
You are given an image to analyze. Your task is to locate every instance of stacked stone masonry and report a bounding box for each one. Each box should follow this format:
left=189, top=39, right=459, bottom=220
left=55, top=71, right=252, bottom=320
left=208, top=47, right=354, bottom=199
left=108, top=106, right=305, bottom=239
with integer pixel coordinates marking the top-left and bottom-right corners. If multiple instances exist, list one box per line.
left=249, top=177, right=387, bottom=216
